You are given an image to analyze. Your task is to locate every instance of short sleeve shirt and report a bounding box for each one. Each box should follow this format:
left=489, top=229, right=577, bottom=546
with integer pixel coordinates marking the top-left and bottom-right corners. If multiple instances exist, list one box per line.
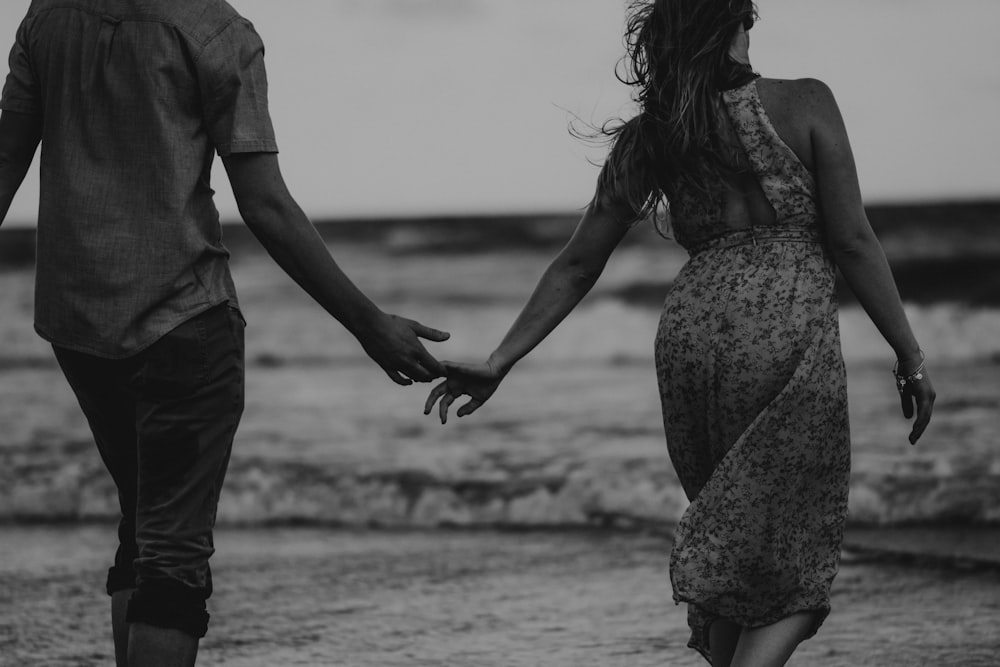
left=0, top=0, right=278, bottom=358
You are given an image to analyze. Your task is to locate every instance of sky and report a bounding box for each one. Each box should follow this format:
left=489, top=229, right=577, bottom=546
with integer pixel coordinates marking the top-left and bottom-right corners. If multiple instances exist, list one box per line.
left=1, top=0, right=998, bottom=225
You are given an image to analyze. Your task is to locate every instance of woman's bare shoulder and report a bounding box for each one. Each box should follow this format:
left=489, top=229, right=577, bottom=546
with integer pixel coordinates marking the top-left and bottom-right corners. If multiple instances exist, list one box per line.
left=752, top=78, right=841, bottom=170
left=757, top=77, right=841, bottom=124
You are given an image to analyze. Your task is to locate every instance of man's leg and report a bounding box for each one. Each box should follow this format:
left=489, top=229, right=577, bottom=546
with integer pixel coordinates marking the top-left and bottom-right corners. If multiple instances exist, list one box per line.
left=127, top=624, right=198, bottom=667
left=53, top=347, right=141, bottom=667
left=709, top=618, right=743, bottom=667
left=127, top=304, right=245, bottom=666
left=730, top=611, right=816, bottom=667
left=111, top=589, right=136, bottom=665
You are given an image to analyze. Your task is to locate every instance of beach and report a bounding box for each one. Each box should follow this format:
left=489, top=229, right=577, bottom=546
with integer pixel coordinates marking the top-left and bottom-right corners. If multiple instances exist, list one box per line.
left=3, top=525, right=1000, bottom=667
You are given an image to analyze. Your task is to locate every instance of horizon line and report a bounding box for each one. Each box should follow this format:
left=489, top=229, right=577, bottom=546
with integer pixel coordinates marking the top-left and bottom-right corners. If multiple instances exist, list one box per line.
left=2, top=196, right=998, bottom=229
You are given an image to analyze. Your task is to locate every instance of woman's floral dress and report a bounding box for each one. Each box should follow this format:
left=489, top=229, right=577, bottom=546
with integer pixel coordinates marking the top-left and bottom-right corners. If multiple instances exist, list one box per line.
left=654, top=78, right=851, bottom=663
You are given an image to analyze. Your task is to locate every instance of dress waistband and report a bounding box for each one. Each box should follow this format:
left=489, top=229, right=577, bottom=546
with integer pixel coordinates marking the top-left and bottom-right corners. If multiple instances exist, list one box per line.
left=687, top=226, right=822, bottom=255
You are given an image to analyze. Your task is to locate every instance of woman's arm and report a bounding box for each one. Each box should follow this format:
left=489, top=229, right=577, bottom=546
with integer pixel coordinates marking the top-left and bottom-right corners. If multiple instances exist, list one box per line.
left=425, top=193, right=633, bottom=422
left=488, top=198, right=632, bottom=374
left=806, top=79, right=935, bottom=443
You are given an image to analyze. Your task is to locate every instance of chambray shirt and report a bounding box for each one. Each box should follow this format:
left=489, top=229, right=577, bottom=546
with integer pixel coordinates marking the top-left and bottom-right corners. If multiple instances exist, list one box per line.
left=1, top=0, right=278, bottom=358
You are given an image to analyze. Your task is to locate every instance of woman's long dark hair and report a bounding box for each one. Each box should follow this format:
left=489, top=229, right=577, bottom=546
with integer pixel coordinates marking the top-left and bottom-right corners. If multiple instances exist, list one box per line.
left=595, top=0, right=758, bottom=223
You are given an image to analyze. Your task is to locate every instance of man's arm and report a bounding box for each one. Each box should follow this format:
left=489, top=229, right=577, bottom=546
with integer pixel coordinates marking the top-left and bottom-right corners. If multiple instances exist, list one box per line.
left=0, top=110, right=41, bottom=225
left=222, top=151, right=448, bottom=385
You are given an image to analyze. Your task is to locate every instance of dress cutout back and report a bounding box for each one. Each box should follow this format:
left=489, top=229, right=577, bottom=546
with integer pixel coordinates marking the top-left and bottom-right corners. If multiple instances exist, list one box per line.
left=669, top=79, right=819, bottom=250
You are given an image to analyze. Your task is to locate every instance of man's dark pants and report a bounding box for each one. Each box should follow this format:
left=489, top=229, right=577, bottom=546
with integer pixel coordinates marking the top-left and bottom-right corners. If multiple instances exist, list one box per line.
left=53, top=303, right=245, bottom=638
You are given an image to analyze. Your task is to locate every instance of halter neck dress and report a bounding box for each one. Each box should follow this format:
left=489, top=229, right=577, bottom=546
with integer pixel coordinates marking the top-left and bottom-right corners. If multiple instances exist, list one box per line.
left=653, top=78, right=851, bottom=662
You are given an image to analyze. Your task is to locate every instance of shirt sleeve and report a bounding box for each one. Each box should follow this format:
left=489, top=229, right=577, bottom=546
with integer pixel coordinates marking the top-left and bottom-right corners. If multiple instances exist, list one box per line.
left=198, top=18, right=278, bottom=156
left=0, top=15, right=41, bottom=116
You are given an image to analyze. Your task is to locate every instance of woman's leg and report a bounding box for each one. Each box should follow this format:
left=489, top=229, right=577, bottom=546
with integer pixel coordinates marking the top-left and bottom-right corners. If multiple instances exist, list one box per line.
left=708, top=618, right=742, bottom=667
left=730, top=611, right=816, bottom=667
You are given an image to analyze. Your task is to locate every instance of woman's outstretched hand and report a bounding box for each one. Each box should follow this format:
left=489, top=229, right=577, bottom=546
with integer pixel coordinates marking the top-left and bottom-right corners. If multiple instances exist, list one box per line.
left=424, top=360, right=505, bottom=424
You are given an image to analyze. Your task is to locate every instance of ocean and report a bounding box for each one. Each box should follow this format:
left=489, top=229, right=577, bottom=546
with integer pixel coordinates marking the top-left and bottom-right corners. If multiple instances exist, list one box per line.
left=1, top=202, right=998, bottom=530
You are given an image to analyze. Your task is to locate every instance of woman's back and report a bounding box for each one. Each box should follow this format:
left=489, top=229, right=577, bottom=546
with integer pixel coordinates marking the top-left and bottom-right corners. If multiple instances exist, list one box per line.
left=669, top=77, right=826, bottom=249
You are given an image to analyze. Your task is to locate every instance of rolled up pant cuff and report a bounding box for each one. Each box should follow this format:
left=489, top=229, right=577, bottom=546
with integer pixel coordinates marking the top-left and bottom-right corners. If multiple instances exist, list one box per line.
left=106, top=565, right=138, bottom=596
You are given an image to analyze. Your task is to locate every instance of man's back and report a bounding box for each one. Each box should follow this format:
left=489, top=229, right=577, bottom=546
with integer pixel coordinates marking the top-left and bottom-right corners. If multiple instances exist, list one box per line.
left=0, top=5, right=449, bottom=664
left=2, top=0, right=277, bottom=357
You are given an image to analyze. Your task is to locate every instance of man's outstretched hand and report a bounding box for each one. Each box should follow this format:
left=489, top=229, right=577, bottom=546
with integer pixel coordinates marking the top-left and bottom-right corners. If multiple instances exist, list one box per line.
left=360, top=313, right=450, bottom=385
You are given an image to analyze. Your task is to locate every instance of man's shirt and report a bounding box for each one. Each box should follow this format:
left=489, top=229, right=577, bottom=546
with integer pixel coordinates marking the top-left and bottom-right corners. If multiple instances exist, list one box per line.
left=1, top=0, right=278, bottom=357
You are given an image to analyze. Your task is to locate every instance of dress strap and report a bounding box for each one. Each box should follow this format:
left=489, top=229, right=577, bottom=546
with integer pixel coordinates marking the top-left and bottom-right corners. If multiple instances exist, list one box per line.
left=722, top=81, right=818, bottom=225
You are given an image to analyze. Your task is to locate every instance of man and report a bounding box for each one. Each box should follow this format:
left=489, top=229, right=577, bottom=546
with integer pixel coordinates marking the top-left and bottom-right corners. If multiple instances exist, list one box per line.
left=0, top=1, right=448, bottom=665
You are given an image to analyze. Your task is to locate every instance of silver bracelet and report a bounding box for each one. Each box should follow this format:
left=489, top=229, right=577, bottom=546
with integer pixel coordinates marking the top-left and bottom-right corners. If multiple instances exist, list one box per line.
left=892, top=351, right=926, bottom=395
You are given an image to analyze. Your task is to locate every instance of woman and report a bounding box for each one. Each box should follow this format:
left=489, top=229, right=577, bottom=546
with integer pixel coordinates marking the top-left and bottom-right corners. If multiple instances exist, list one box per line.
left=424, top=1, right=936, bottom=665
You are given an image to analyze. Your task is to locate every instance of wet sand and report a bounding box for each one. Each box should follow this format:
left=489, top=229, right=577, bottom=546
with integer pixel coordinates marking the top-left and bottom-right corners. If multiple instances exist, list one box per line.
left=2, top=526, right=998, bottom=667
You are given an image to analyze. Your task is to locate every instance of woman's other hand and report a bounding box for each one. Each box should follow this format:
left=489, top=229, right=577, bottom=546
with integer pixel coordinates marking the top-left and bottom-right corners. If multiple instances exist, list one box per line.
left=895, top=358, right=936, bottom=445
left=424, top=360, right=505, bottom=424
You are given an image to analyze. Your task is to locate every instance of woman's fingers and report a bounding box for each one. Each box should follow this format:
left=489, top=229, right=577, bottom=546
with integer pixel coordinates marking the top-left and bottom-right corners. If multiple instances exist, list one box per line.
left=909, top=386, right=936, bottom=445
left=423, top=378, right=469, bottom=423
left=426, top=360, right=499, bottom=423
left=438, top=391, right=456, bottom=424
left=456, top=398, right=483, bottom=418
left=424, top=381, right=448, bottom=414
left=899, top=389, right=914, bottom=419
left=909, top=406, right=929, bottom=444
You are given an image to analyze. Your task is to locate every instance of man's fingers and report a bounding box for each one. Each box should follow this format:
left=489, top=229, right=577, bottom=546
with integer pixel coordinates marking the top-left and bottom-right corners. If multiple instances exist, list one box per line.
left=410, top=320, right=450, bottom=343
left=442, top=360, right=477, bottom=376
left=424, top=381, right=448, bottom=414
left=412, top=350, right=446, bottom=378
left=442, top=361, right=493, bottom=379
left=385, top=368, right=412, bottom=387
left=405, top=361, right=436, bottom=383
left=456, top=398, right=483, bottom=418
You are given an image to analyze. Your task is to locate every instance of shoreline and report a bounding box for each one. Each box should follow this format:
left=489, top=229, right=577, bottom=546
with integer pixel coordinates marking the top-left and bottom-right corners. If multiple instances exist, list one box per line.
left=2, top=520, right=998, bottom=572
